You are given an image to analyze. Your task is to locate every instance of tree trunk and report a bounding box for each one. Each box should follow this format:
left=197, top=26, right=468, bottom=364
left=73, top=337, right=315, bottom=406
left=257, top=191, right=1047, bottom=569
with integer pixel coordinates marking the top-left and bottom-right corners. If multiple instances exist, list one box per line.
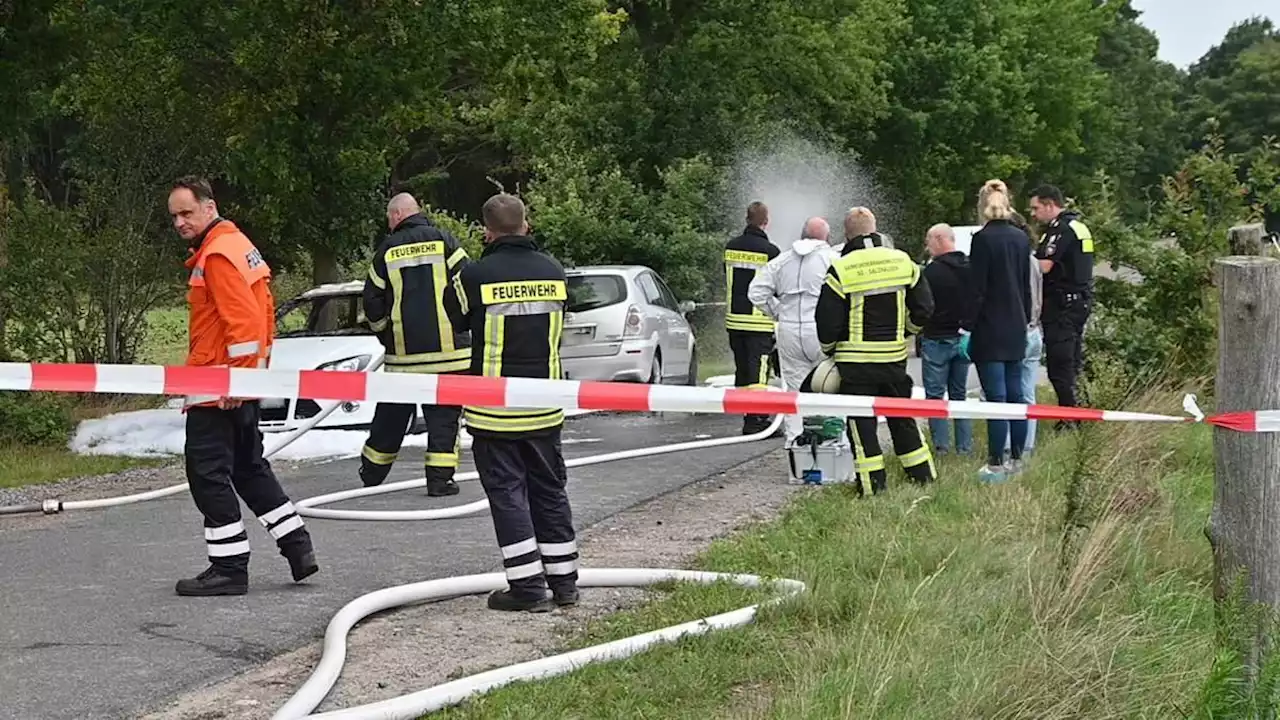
left=1211, top=254, right=1280, bottom=678
left=0, top=175, right=10, bottom=362
left=1228, top=223, right=1265, bottom=256
left=311, top=246, right=343, bottom=330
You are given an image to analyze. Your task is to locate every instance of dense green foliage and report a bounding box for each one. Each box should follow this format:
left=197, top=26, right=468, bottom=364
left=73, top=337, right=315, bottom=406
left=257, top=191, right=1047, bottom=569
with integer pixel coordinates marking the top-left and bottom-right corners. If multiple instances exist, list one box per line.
left=1, top=1, right=1277, bottom=368
left=0, top=391, right=74, bottom=446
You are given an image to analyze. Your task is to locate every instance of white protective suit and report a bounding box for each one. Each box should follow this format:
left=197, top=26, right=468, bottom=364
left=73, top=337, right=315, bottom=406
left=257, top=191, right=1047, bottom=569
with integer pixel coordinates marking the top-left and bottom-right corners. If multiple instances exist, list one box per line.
left=747, top=238, right=840, bottom=442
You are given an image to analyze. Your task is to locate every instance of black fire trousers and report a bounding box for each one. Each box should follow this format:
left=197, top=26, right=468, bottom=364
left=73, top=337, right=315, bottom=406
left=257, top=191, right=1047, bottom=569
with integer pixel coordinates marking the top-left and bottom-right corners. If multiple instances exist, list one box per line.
left=1042, top=291, right=1092, bottom=408
left=837, top=361, right=937, bottom=495
left=360, top=401, right=462, bottom=486
left=471, top=428, right=578, bottom=600
left=185, top=402, right=312, bottom=575
left=728, top=329, right=775, bottom=429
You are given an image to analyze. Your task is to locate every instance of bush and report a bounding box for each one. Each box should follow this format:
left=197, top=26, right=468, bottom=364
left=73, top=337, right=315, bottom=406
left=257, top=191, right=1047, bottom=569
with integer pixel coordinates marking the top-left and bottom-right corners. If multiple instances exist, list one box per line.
left=0, top=392, right=75, bottom=446
left=1084, top=134, right=1280, bottom=384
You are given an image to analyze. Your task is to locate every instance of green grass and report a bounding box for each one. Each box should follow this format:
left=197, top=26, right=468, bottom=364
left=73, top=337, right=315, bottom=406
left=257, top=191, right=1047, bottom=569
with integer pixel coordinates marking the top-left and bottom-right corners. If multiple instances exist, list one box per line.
left=432, top=386, right=1223, bottom=719
left=0, top=443, right=166, bottom=489
left=140, top=306, right=189, bottom=366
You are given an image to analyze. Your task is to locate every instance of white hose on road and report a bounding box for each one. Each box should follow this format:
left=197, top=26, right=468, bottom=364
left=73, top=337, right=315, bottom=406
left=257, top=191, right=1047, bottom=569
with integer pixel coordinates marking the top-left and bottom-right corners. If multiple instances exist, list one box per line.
left=276, top=410, right=794, bottom=719
left=271, top=568, right=806, bottom=720
left=4, top=357, right=387, bottom=516
left=295, top=412, right=785, bottom=521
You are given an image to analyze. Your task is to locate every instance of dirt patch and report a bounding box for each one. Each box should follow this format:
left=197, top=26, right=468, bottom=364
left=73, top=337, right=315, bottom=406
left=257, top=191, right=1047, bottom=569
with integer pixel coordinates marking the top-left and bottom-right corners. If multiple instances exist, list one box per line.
left=138, top=450, right=803, bottom=719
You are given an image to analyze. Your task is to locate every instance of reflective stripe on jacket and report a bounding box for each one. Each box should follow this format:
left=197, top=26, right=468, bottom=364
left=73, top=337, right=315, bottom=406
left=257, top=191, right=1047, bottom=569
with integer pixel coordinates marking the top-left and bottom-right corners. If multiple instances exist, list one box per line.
left=445, top=235, right=567, bottom=437
left=815, top=234, right=934, bottom=365
left=363, top=214, right=472, bottom=374
left=724, top=225, right=780, bottom=333
left=184, top=219, right=274, bottom=407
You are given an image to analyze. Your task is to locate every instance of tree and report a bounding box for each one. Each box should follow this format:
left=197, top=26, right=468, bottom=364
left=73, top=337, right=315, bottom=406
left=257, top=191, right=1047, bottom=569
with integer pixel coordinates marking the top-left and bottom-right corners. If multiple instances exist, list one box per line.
left=862, top=0, right=1112, bottom=243
left=1087, top=134, right=1280, bottom=381
left=1183, top=18, right=1279, bottom=158
left=1074, top=0, right=1186, bottom=221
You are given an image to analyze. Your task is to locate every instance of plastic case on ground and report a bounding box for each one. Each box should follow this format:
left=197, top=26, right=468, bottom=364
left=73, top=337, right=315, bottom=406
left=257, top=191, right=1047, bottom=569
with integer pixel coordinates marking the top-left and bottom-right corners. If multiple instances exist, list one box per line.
left=786, top=416, right=854, bottom=485
left=786, top=441, right=855, bottom=485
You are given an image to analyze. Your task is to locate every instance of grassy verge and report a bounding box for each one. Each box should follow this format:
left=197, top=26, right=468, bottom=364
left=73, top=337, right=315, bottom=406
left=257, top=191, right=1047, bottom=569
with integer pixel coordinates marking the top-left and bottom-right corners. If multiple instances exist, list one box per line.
left=0, top=443, right=166, bottom=489
left=434, top=385, right=1224, bottom=719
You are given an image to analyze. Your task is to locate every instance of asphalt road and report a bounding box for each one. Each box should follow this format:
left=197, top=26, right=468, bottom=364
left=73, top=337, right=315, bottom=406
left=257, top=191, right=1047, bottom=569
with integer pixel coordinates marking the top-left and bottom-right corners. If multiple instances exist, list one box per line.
left=0, top=410, right=777, bottom=720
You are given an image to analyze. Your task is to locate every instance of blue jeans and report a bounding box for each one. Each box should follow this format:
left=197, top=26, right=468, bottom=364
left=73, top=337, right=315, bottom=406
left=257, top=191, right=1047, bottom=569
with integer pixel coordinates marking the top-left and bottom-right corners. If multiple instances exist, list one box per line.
left=976, top=360, right=1028, bottom=466
left=1004, top=326, right=1042, bottom=454
left=921, top=337, right=972, bottom=454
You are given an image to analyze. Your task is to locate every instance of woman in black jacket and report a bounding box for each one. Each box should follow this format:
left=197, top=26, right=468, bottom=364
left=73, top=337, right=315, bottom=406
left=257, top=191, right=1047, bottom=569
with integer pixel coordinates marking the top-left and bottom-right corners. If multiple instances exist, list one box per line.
left=962, top=179, right=1031, bottom=482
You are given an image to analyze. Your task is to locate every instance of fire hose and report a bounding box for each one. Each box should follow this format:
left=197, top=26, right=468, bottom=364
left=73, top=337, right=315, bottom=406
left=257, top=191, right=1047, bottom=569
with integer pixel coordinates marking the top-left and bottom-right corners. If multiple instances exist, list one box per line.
left=0, top=356, right=386, bottom=516
left=4, top=359, right=1257, bottom=717
left=274, top=412, right=803, bottom=720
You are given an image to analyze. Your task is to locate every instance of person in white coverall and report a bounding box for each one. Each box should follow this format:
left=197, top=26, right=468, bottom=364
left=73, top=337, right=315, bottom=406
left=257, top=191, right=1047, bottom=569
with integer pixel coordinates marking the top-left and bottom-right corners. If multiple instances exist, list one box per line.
left=747, top=216, right=840, bottom=443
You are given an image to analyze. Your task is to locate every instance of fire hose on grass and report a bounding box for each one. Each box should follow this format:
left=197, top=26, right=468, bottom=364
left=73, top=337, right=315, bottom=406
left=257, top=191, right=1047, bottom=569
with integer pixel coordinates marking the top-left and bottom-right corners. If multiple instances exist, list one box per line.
left=0, top=357, right=806, bottom=719
left=274, top=412, right=797, bottom=720
left=2, top=360, right=1271, bottom=718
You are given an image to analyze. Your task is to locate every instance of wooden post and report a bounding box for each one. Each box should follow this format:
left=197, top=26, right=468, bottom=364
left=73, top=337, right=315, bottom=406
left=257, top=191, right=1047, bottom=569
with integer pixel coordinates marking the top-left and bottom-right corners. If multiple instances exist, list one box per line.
left=1228, top=223, right=1265, bottom=256
left=1211, top=255, right=1280, bottom=673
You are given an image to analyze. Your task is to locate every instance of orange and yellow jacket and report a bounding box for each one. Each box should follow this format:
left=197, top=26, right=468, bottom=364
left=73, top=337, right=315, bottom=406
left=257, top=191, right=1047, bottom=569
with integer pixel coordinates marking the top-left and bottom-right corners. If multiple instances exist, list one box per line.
left=183, top=218, right=274, bottom=408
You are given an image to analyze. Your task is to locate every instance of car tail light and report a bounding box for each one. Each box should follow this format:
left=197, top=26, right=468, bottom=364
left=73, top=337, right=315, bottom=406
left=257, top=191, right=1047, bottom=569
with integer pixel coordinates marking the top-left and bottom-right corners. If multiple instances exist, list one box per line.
left=623, top=305, right=643, bottom=338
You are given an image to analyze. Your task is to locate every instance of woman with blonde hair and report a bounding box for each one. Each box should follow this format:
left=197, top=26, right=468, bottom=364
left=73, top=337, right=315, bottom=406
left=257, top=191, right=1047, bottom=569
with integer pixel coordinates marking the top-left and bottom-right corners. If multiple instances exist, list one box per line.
left=961, top=179, right=1032, bottom=482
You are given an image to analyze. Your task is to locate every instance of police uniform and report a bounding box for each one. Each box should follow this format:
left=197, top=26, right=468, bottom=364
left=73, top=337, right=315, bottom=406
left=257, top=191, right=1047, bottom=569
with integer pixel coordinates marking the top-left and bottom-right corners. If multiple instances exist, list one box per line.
left=445, top=234, right=577, bottom=611
left=1035, top=209, right=1093, bottom=408
left=179, top=218, right=317, bottom=596
left=815, top=232, right=937, bottom=495
left=724, top=224, right=780, bottom=433
left=360, top=213, right=471, bottom=496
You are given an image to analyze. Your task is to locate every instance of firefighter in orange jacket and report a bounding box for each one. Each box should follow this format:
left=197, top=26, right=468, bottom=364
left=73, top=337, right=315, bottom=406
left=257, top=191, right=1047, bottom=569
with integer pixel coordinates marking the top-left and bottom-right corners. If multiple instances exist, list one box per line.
left=167, top=176, right=319, bottom=597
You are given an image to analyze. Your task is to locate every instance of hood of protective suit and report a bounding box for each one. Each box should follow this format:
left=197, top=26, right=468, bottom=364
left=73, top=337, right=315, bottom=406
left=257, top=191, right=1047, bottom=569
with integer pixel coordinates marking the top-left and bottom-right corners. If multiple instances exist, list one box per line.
left=747, top=240, right=838, bottom=330
left=790, top=238, right=828, bottom=257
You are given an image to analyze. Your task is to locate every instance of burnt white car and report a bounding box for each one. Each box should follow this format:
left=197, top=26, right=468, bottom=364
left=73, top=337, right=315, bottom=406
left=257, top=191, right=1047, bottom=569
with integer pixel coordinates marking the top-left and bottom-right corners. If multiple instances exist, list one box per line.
left=261, top=281, right=386, bottom=432
left=560, top=265, right=699, bottom=385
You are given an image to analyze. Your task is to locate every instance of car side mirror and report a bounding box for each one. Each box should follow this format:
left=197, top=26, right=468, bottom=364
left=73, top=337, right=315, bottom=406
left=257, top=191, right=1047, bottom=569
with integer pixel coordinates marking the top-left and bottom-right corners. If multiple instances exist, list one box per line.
left=678, top=300, right=696, bottom=315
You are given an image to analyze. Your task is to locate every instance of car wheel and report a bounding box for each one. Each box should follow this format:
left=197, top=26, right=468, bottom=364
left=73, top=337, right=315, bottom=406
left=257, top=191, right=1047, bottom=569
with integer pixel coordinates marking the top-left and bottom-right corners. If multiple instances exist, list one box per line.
left=647, top=351, right=663, bottom=385
left=685, top=347, right=699, bottom=386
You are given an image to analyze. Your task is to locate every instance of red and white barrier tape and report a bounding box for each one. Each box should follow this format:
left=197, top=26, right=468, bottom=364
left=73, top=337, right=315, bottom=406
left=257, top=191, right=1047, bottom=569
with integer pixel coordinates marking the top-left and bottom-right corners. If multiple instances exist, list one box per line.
left=0, top=362, right=1273, bottom=432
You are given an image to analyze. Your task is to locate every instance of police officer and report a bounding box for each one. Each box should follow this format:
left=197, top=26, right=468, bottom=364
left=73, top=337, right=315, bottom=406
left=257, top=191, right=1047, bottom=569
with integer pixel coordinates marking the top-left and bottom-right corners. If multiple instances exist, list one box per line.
left=724, top=201, right=781, bottom=434
left=360, top=193, right=472, bottom=496
left=445, top=193, right=577, bottom=613
left=815, top=207, right=936, bottom=496
left=167, top=176, right=318, bottom=596
left=1028, top=184, right=1093, bottom=413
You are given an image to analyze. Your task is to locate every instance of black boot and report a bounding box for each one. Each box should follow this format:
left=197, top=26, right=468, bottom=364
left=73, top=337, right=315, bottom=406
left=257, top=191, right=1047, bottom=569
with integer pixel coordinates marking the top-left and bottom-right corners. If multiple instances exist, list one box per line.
left=175, top=566, right=248, bottom=597
left=487, top=589, right=553, bottom=613
left=285, top=548, right=319, bottom=583
left=426, top=469, right=460, bottom=497
left=551, top=584, right=580, bottom=607
left=359, top=463, right=389, bottom=488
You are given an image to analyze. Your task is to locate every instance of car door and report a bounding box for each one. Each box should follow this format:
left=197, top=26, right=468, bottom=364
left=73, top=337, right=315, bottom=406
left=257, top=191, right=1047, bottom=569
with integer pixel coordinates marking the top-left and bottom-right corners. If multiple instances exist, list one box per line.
left=651, top=273, right=692, bottom=374
left=634, top=272, right=670, bottom=361
left=637, top=271, right=687, bottom=375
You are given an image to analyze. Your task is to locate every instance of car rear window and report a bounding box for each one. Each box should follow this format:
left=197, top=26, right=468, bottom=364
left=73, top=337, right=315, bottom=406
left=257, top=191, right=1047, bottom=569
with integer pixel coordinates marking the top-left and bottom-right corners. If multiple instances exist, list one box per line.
left=566, top=274, right=627, bottom=313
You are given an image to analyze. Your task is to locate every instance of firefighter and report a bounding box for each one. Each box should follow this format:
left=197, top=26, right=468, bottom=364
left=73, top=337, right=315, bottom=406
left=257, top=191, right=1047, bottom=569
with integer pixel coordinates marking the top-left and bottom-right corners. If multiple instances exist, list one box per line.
left=816, top=207, right=937, bottom=496
left=359, top=193, right=472, bottom=496
left=167, top=176, right=318, bottom=596
left=444, top=193, right=577, bottom=613
left=1028, top=184, right=1093, bottom=415
left=724, top=201, right=781, bottom=435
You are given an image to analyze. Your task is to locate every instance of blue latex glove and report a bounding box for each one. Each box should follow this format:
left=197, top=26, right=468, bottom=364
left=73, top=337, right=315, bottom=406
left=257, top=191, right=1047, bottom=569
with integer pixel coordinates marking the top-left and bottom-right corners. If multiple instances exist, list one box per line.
left=958, top=332, right=971, bottom=361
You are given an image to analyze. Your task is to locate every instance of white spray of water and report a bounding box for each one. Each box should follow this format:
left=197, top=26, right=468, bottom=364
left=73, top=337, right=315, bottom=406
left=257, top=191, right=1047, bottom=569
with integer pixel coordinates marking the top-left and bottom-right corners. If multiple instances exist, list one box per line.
left=723, top=134, right=900, bottom=251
